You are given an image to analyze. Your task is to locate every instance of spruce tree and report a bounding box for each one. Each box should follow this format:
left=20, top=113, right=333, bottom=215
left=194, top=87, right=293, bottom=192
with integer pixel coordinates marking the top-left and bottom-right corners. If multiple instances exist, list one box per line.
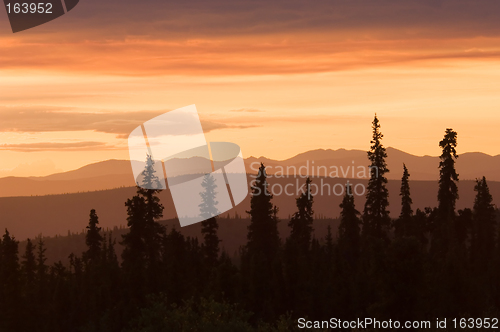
left=83, top=209, right=103, bottom=264
left=287, top=177, right=314, bottom=253
left=338, top=183, right=361, bottom=268
left=243, top=163, right=281, bottom=319
left=246, top=163, right=280, bottom=258
left=0, top=230, right=21, bottom=331
left=20, top=238, right=37, bottom=330
left=122, top=155, right=165, bottom=298
left=140, top=154, right=163, bottom=190
left=36, top=238, right=48, bottom=284
left=199, top=174, right=220, bottom=267
left=432, top=129, right=466, bottom=317
left=334, top=184, right=363, bottom=320
left=106, top=233, right=119, bottom=270
left=432, top=128, right=459, bottom=256
left=438, top=129, right=459, bottom=214
left=284, top=177, right=314, bottom=315
left=121, top=194, right=148, bottom=301
left=363, top=115, right=390, bottom=241
left=22, top=238, right=36, bottom=287
left=471, top=177, right=496, bottom=270
left=395, top=164, right=413, bottom=238
left=360, top=116, right=391, bottom=317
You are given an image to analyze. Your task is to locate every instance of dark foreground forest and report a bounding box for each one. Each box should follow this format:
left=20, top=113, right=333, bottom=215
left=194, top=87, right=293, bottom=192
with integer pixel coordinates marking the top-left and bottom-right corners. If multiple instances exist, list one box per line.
left=0, top=116, right=499, bottom=331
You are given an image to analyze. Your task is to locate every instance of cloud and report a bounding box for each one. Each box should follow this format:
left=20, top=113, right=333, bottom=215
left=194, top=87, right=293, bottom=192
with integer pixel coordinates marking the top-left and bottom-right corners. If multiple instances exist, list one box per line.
left=2, top=36, right=500, bottom=76
left=0, top=106, right=253, bottom=137
left=0, top=106, right=159, bottom=136
left=2, top=0, right=500, bottom=76
left=4, top=0, right=500, bottom=40
left=0, top=141, right=112, bottom=152
left=229, top=109, right=265, bottom=113
left=200, top=120, right=259, bottom=133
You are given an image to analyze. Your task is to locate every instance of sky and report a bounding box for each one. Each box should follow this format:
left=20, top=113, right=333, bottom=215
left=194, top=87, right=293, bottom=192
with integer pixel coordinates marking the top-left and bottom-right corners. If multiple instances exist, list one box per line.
left=1, top=0, right=500, bottom=176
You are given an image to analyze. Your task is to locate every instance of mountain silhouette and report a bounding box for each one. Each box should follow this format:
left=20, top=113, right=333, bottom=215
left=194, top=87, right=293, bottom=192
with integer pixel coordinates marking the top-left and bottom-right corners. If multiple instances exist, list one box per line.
left=1, top=147, right=499, bottom=197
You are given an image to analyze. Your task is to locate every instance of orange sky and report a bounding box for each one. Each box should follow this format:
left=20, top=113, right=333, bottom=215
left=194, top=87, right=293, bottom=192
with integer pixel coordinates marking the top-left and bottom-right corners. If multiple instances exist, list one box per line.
left=1, top=0, right=500, bottom=176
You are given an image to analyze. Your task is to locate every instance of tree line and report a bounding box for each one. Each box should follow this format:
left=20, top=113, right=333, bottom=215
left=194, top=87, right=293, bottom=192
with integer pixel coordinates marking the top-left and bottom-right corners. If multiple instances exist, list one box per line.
left=0, top=115, right=499, bottom=331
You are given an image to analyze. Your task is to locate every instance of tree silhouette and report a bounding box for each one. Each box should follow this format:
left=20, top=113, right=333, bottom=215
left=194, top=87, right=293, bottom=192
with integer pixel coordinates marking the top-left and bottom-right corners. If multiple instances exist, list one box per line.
left=335, top=183, right=362, bottom=320
left=83, top=209, right=103, bottom=264
left=245, top=163, right=280, bottom=258
left=432, top=128, right=467, bottom=317
left=284, top=177, right=314, bottom=315
left=394, top=164, right=413, bottom=238
left=363, top=114, right=390, bottom=241
left=199, top=174, right=221, bottom=267
left=287, top=177, right=314, bottom=253
left=122, top=155, right=165, bottom=301
left=35, top=238, right=48, bottom=288
left=242, top=163, right=282, bottom=319
left=432, top=128, right=459, bottom=257
left=0, top=229, right=21, bottom=331
left=21, top=238, right=38, bottom=331
left=471, top=177, right=496, bottom=269
left=22, top=238, right=36, bottom=287
left=140, top=154, right=163, bottom=190
left=338, top=183, right=361, bottom=268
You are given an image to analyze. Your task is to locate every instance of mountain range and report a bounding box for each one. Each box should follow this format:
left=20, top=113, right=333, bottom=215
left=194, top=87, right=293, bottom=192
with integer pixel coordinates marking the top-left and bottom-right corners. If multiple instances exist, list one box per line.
left=0, top=147, right=499, bottom=197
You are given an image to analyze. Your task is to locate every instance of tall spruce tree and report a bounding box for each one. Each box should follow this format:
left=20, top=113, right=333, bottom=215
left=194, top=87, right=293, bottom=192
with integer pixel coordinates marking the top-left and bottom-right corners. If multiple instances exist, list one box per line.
left=432, top=128, right=459, bottom=256
left=246, top=163, right=280, bottom=258
left=199, top=174, right=220, bottom=267
left=432, top=129, right=466, bottom=317
left=121, top=155, right=165, bottom=299
left=363, top=115, right=390, bottom=241
left=139, top=156, right=165, bottom=266
left=243, top=163, right=281, bottom=319
left=395, top=164, right=413, bottom=238
left=83, top=209, right=103, bottom=264
left=471, top=177, right=496, bottom=269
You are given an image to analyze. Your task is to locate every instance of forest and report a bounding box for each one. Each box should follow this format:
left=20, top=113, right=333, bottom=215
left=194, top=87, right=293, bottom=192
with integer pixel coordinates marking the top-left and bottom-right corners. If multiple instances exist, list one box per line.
left=0, top=115, right=499, bottom=331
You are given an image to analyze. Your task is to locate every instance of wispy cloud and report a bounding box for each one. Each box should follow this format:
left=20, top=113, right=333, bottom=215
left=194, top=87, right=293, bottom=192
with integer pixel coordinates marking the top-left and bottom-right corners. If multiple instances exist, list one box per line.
left=0, top=141, right=112, bottom=152
left=229, top=109, right=265, bottom=113
left=0, top=106, right=256, bottom=138
left=2, top=0, right=500, bottom=76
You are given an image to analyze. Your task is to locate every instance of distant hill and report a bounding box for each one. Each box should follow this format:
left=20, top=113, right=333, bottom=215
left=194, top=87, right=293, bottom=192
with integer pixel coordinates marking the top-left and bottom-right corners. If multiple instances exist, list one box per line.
left=246, top=147, right=500, bottom=182
left=1, top=147, right=500, bottom=197
left=42, top=159, right=132, bottom=181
